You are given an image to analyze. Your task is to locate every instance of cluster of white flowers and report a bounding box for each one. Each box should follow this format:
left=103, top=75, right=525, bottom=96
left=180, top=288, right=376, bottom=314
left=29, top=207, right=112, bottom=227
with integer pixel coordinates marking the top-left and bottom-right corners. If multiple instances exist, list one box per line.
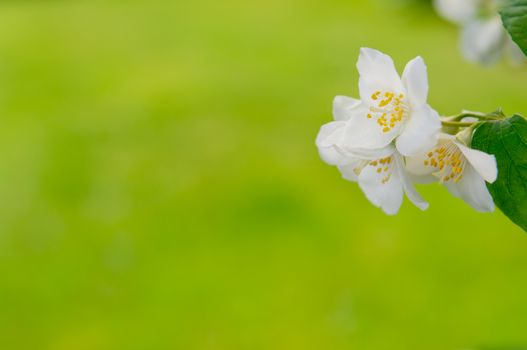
left=316, top=48, right=498, bottom=215
left=434, top=0, right=525, bottom=65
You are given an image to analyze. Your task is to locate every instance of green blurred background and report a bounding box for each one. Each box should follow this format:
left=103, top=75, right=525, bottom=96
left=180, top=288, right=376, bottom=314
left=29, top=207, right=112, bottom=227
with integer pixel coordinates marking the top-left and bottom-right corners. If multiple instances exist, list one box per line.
left=0, top=0, right=525, bottom=349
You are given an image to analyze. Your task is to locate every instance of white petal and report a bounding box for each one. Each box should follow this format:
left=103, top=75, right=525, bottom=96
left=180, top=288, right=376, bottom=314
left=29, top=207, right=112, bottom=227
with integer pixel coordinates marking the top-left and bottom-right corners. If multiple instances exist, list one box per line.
left=318, top=146, right=349, bottom=166
left=337, top=160, right=364, bottom=183
left=506, top=36, right=527, bottom=66
left=433, top=0, right=479, bottom=24
left=456, top=142, right=497, bottom=183
left=316, top=121, right=349, bottom=166
left=408, top=173, right=439, bottom=185
left=461, top=17, right=506, bottom=65
left=394, top=154, right=429, bottom=211
left=438, top=132, right=456, bottom=141
left=404, top=152, right=436, bottom=176
left=342, top=143, right=396, bottom=160
left=358, top=161, right=403, bottom=215
left=396, top=105, right=441, bottom=156
left=343, top=111, right=402, bottom=150
left=445, top=180, right=461, bottom=198
left=316, top=121, right=346, bottom=148
left=404, top=149, right=441, bottom=184
left=357, top=48, right=404, bottom=103
left=402, top=56, right=429, bottom=108
left=333, top=96, right=362, bottom=121
left=445, top=165, right=495, bottom=212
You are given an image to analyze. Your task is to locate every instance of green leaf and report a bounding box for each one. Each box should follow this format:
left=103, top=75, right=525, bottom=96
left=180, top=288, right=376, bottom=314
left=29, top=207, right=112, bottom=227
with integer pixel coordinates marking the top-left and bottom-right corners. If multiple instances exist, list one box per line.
left=500, top=0, right=527, bottom=56
left=472, top=115, right=527, bottom=233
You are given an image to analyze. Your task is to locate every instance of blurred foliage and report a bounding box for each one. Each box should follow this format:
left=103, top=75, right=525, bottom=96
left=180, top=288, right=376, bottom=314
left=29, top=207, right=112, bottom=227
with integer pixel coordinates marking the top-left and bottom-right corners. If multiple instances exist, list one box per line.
left=0, top=0, right=525, bottom=349
left=378, top=0, right=432, bottom=8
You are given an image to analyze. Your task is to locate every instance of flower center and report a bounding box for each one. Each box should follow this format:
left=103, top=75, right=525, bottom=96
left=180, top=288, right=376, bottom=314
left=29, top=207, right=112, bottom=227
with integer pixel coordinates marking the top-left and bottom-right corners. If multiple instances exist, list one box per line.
left=368, top=91, right=408, bottom=133
left=368, top=156, right=393, bottom=184
left=424, top=142, right=466, bottom=183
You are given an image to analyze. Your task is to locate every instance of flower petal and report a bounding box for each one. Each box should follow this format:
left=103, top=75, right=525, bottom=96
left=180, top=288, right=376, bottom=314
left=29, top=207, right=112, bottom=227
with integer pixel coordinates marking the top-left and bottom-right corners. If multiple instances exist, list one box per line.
left=343, top=111, right=402, bottom=150
left=506, top=36, right=527, bottom=66
left=342, top=143, right=396, bottom=160
left=396, top=105, right=441, bottom=156
left=404, top=152, right=439, bottom=184
left=444, top=164, right=495, bottom=212
left=337, top=160, right=364, bottom=183
left=433, top=0, right=479, bottom=24
left=402, top=56, right=428, bottom=108
left=445, top=180, right=461, bottom=198
left=408, top=173, right=439, bottom=185
left=394, top=154, right=429, bottom=210
left=358, top=162, right=404, bottom=215
left=357, top=48, right=404, bottom=102
left=316, top=121, right=349, bottom=166
left=333, top=95, right=362, bottom=121
left=404, top=152, right=436, bottom=176
left=461, top=17, right=506, bottom=65
left=318, top=146, right=348, bottom=166
left=316, top=121, right=345, bottom=148
left=456, top=142, right=497, bottom=183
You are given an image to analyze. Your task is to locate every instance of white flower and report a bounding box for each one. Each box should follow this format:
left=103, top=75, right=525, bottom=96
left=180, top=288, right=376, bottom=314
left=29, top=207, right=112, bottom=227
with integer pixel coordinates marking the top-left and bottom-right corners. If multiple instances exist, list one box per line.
left=406, top=133, right=498, bottom=212
left=434, top=0, right=526, bottom=65
left=316, top=96, right=429, bottom=215
left=434, top=0, right=480, bottom=23
left=340, top=48, right=441, bottom=158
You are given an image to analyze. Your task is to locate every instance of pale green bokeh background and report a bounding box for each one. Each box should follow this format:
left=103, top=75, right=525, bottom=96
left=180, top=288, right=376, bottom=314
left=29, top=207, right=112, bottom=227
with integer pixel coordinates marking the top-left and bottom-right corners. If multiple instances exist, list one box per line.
left=0, top=1, right=525, bottom=349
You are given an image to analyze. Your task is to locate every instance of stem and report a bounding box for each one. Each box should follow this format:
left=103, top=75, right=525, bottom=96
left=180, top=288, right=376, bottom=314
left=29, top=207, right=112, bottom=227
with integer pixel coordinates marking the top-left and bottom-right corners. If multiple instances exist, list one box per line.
left=441, top=121, right=475, bottom=127
left=444, top=111, right=506, bottom=122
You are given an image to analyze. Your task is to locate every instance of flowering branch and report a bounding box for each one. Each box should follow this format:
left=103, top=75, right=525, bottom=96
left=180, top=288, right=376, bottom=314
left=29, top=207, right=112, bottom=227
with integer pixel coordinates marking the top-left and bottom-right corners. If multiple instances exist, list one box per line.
left=317, top=47, right=527, bottom=233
